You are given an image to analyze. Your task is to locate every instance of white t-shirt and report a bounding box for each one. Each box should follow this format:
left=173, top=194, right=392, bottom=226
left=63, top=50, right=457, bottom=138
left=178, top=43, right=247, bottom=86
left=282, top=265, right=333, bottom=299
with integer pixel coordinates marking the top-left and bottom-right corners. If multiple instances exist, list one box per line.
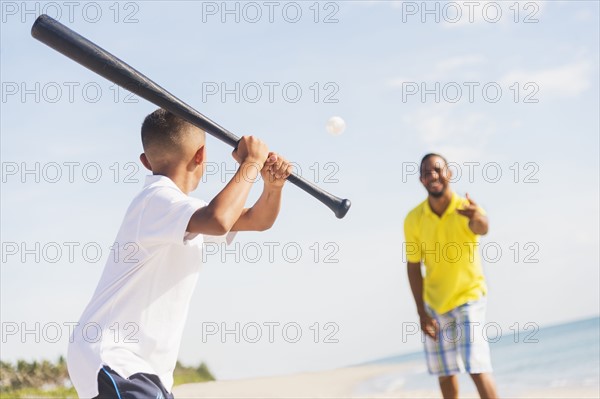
left=67, top=175, right=234, bottom=398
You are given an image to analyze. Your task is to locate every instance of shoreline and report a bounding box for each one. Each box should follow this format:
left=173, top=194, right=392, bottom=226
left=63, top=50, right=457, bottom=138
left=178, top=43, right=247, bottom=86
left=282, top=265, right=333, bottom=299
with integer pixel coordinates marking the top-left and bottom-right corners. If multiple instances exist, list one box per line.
left=173, top=363, right=420, bottom=398
left=173, top=363, right=600, bottom=399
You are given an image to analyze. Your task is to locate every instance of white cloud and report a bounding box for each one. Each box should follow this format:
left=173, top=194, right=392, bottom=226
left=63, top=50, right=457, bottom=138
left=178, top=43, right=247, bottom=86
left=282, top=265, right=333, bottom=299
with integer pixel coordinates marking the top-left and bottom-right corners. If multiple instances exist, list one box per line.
left=500, top=61, right=592, bottom=98
left=390, top=1, right=408, bottom=9
left=573, top=8, right=593, bottom=22
left=440, top=1, right=547, bottom=28
left=387, top=77, right=413, bottom=88
left=387, top=54, right=486, bottom=87
left=434, top=54, right=486, bottom=74
left=356, top=0, right=548, bottom=27
left=402, top=104, right=496, bottom=160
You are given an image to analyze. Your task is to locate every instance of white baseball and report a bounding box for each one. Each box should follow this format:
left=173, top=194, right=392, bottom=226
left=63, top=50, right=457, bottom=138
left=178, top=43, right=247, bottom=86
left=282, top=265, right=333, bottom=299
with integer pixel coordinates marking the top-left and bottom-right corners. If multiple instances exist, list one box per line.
left=326, top=116, right=346, bottom=136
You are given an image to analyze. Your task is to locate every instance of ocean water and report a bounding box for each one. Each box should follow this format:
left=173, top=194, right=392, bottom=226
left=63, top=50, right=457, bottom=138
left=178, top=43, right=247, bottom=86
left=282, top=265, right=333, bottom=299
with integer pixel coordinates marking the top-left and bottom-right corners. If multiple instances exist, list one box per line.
left=362, top=316, right=600, bottom=396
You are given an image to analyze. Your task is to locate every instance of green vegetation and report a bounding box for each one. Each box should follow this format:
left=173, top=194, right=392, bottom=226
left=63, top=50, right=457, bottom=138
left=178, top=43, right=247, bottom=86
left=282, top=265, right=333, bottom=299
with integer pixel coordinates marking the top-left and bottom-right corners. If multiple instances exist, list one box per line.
left=0, top=386, right=78, bottom=399
left=0, top=357, right=76, bottom=398
left=173, top=361, right=215, bottom=386
left=0, top=358, right=214, bottom=398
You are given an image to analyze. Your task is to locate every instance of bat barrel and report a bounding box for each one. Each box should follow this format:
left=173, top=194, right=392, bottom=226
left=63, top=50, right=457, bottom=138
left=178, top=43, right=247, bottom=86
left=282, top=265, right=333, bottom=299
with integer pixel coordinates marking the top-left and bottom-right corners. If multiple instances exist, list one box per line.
left=286, top=174, right=351, bottom=219
left=31, top=14, right=239, bottom=148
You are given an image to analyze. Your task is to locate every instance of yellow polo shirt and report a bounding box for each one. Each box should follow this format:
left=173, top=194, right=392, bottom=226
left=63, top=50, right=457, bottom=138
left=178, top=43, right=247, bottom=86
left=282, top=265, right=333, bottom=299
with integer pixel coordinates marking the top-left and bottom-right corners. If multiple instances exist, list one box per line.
left=404, top=192, right=487, bottom=314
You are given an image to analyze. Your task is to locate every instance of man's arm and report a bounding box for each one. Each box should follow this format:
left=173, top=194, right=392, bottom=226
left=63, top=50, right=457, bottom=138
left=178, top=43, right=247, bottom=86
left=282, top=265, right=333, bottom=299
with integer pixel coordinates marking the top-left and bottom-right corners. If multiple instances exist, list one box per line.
left=232, top=153, right=291, bottom=232
left=187, top=136, right=269, bottom=236
left=469, top=213, right=489, bottom=235
left=407, top=261, right=438, bottom=340
left=457, top=193, right=489, bottom=235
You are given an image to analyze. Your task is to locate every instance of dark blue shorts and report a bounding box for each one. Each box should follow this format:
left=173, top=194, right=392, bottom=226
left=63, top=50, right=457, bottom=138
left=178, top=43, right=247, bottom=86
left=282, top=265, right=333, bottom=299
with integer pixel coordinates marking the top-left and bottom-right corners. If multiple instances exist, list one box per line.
left=93, top=365, right=174, bottom=399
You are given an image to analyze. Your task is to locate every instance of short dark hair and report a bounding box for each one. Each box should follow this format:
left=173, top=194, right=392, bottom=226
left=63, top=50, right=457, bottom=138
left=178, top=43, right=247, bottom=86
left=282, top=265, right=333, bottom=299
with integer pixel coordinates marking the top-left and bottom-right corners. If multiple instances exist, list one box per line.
left=141, top=108, right=195, bottom=152
left=420, top=153, right=448, bottom=176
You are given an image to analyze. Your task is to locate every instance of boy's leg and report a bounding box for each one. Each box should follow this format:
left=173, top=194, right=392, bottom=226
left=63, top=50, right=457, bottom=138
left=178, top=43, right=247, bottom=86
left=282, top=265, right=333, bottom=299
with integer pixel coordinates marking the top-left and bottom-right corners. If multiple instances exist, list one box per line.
left=94, top=366, right=174, bottom=399
left=470, top=373, right=498, bottom=399
left=438, top=375, right=459, bottom=399
left=95, top=366, right=122, bottom=398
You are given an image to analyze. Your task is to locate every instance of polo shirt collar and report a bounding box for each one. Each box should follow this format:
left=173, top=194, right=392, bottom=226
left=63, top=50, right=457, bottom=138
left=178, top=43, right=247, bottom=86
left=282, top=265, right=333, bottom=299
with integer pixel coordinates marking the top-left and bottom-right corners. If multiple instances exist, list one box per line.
left=424, top=191, right=460, bottom=218
left=144, top=174, right=182, bottom=192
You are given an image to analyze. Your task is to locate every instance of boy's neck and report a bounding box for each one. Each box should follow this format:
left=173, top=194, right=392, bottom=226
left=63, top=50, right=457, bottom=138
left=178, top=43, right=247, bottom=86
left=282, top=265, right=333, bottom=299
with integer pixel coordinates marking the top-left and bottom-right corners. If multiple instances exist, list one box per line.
left=154, top=169, right=196, bottom=195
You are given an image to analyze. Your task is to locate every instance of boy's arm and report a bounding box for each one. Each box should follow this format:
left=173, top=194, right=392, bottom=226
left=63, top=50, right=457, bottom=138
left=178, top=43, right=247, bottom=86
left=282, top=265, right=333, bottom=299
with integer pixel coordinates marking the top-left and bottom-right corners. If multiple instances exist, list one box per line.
left=187, top=136, right=269, bottom=236
left=232, top=153, right=291, bottom=231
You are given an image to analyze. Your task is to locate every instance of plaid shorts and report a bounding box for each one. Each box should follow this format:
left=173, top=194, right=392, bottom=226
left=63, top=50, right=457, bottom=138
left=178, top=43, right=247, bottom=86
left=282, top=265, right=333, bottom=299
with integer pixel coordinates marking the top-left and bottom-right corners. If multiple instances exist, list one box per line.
left=424, top=296, right=493, bottom=376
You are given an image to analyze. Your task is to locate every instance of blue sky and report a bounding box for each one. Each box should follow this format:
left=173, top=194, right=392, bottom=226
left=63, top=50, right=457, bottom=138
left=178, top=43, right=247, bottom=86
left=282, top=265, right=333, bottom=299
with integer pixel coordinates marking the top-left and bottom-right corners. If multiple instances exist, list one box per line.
left=1, top=1, right=599, bottom=380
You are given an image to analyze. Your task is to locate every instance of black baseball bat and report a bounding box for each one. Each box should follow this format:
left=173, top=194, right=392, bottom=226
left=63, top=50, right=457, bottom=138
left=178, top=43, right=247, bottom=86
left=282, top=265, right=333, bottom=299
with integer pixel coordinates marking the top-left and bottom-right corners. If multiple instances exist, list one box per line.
left=31, top=14, right=351, bottom=219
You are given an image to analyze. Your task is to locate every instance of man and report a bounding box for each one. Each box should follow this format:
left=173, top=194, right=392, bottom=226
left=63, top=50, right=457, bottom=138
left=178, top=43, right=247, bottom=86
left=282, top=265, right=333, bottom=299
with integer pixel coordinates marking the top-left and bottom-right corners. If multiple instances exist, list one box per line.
left=67, top=109, right=292, bottom=398
left=405, top=153, right=498, bottom=399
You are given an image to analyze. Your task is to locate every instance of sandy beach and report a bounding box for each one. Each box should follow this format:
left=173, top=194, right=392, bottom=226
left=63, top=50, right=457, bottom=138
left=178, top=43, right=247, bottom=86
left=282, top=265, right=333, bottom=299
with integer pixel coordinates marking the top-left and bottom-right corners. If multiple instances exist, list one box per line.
left=173, top=363, right=435, bottom=398
left=172, top=363, right=599, bottom=398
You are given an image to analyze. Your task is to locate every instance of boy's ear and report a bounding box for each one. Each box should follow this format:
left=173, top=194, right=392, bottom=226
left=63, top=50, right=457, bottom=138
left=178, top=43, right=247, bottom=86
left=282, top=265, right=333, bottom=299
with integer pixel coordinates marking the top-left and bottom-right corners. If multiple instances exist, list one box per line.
left=139, top=153, right=152, bottom=171
left=194, top=146, right=205, bottom=165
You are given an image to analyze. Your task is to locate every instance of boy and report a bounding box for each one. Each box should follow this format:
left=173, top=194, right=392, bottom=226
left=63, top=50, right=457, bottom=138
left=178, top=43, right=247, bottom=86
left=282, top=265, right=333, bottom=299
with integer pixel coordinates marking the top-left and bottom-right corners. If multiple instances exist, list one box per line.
left=67, top=109, right=291, bottom=398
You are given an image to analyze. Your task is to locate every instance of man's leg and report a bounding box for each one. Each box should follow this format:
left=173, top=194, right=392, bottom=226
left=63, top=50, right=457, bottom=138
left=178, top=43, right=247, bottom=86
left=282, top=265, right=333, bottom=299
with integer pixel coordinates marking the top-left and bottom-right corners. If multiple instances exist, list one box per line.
left=470, top=373, right=498, bottom=399
left=455, top=297, right=497, bottom=398
left=424, top=304, right=462, bottom=398
left=438, top=375, right=459, bottom=399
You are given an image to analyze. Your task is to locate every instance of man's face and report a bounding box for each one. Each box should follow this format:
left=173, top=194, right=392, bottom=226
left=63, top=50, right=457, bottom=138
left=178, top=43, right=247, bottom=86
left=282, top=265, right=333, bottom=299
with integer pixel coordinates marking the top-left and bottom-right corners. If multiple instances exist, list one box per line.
left=420, top=156, right=452, bottom=198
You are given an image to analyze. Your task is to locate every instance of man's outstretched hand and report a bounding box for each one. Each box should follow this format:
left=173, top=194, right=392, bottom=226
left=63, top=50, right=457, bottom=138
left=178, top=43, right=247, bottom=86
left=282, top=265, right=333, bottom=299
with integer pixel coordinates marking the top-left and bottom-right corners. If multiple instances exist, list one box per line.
left=457, top=193, right=489, bottom=235
left=457, top=193, right=480, bottom=218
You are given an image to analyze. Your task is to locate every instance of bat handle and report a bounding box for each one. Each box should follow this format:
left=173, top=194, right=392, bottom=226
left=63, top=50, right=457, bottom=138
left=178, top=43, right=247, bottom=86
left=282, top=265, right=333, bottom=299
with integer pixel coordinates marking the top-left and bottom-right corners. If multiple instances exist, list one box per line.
left=287, top=173, right=351, bottom=219
left=235, top=136, right=350, bottom=218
